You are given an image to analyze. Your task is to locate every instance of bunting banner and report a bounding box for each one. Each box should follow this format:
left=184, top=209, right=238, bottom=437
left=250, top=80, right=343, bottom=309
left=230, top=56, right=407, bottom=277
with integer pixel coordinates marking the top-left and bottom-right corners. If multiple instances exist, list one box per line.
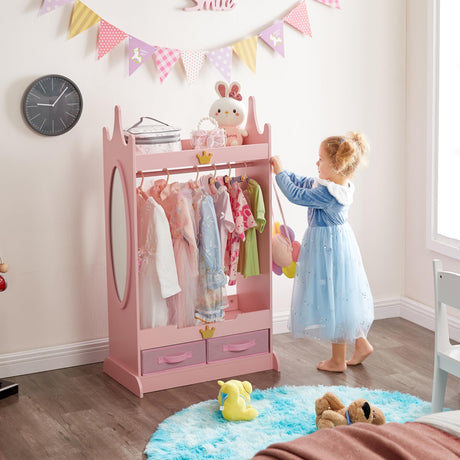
left=232, top=36, right=258, bottom=74
left=39, top=0, right=74, bottom=16
left=38, top=0, right=334, bottom=83
left=68, top=0, right=100, bottom=39
left=154, top=47, right=182, bottom=83
left=181, top=50, right=206, bottom=85
left=314, top=0, right=341, bottom=9
left=206, top=47, right=232, bottom=82
left=97, top=19, right=127, bottom=60
left=259, top=21, right=285, bottom=57
left=129, top=37, right=157, bottom=76
left=284, top=0, right=312, bottom=37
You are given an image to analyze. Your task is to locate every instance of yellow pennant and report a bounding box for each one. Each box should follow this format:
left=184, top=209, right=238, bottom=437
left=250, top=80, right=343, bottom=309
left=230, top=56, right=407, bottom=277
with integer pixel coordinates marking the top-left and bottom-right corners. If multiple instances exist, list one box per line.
left=69, top=0, right=100, bottom=39
left=232, top=36, right=258, bottom=74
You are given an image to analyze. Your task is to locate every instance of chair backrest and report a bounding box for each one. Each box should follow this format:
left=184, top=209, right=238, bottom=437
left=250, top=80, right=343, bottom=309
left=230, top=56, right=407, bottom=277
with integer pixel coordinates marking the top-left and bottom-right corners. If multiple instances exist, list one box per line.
left=434, top=259, right=460, bottom=311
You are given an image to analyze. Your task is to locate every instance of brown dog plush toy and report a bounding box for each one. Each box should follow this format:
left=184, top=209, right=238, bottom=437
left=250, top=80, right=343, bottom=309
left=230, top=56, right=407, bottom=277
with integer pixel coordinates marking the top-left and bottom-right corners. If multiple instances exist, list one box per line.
left=315, top=391, right=386, bottom=430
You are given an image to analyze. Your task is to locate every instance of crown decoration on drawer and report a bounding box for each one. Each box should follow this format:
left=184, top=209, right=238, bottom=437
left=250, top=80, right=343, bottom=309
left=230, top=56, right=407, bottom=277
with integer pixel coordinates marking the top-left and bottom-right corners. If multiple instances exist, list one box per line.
left=200, top=325, right=216, bottom=339
left=196, top=151, right=213, bottom=164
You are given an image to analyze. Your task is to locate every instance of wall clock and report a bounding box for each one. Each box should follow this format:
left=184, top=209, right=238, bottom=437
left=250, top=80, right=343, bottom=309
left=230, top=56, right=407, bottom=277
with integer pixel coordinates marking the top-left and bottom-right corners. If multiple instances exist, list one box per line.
left=22, top=74, right=83, bottom=136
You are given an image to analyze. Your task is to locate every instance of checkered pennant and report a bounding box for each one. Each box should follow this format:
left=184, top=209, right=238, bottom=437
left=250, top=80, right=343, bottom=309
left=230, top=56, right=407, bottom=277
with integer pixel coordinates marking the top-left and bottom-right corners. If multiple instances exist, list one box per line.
left=154, top=47, right=182, bottom=83
left=315, top=0, right=341, bottom=9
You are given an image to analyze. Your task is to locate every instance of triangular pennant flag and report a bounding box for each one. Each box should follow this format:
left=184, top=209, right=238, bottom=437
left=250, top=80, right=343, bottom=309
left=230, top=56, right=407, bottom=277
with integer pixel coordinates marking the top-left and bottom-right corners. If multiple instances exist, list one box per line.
left=97, top=19, right=127, bottom=60
left=153, top=47, right=181, bottom=83
left=128, top=37, right=157, bottom=76
left=232, top=36, right=258, bottom=74
left=68, top=1, right=100, bottom=39
left=284, top=0, right=312, bottom=37
left=314, top=0, right=341, bottom=9
left=181, top=50, right=206, bottom=85
left=39, top=0, right=74, bottom=16
left=206, top=47, right=232, bottom=82
left=258, top=21, right=285, bottom=57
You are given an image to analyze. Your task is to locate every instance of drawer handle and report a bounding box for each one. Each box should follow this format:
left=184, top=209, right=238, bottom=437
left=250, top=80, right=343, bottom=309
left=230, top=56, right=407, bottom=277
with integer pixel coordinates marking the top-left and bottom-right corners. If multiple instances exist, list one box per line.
left=158, top=351, right=192, bottom=364
left=223, top=339, right=256, bottom=353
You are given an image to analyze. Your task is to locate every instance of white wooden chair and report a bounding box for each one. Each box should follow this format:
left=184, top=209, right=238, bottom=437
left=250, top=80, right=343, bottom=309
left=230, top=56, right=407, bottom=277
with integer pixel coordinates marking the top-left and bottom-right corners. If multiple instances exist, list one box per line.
left=431, top=259, right=460, bottom=413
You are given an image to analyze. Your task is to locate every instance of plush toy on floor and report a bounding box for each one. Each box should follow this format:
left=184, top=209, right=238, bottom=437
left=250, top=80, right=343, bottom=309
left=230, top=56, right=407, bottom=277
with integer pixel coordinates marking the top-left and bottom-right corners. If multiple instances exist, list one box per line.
left=217, top=379, right=258, bottom=421
left=209, top=81, right=248, bottom=146
left=315, top=391, right=386, bottom=430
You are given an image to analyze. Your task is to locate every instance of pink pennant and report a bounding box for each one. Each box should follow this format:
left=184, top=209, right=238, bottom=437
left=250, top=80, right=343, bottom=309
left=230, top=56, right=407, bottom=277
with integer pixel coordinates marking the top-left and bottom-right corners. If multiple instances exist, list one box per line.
left=181, top=50, right=206, bottom=85
left=206, top=47, right=232, bottom=82
left=259, top=21, right=285, bottom=57
left=97, top=19, right=127, bottom=60
left=154, top=47, right=182, bottom=83
left=314, top=0, right=341, bottom=9
left=284, top=0, right=312, bottom=37
left=39, top=0, right=73, bottom=15
left=128, top=37, right=157, bottom=76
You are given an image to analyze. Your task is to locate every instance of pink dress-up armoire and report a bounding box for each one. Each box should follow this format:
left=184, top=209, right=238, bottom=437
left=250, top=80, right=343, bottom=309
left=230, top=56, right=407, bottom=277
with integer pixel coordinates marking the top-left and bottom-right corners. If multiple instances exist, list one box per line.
left=102, top=97, right=280, bottom=397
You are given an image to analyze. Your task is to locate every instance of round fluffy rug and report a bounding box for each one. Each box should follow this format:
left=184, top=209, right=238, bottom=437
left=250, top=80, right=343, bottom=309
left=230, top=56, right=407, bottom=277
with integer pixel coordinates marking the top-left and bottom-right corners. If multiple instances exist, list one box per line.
left=144, top=384, right=432, bottom=460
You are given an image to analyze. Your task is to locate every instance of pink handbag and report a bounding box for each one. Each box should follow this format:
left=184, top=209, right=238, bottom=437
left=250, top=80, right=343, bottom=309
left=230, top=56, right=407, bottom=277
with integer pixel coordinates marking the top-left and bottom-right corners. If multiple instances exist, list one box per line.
left=190, top=117, right=227, bottom=149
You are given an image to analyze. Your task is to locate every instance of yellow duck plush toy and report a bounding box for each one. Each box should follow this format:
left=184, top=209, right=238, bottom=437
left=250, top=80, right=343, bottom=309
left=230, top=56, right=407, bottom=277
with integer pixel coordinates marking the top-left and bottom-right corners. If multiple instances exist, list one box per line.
left=217, top=379, right=258, bottom=421
left=315, top=391, right=386, bottom=430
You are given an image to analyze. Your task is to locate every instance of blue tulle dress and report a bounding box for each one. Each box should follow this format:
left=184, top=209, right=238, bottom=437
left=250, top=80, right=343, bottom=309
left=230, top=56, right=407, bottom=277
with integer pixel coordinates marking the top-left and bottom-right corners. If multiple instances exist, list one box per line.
left=276, top=171, right=374, bottom=344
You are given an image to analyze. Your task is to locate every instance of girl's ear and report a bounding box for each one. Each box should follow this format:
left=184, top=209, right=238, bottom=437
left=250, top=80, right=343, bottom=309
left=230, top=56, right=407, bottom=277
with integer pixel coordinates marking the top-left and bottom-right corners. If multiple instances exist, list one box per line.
left=215, top=81, right=228, bottom=98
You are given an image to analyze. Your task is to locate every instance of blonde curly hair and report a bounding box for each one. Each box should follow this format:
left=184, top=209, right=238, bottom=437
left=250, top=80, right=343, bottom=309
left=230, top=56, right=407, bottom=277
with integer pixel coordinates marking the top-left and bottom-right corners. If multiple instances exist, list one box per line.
left=321, top=132, right=369, bottom=178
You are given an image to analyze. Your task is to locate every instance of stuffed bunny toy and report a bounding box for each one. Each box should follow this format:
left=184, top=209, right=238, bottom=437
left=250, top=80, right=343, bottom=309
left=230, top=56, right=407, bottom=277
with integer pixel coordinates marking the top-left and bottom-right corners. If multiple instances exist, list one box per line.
left=209, top=81, right=248, bottom=146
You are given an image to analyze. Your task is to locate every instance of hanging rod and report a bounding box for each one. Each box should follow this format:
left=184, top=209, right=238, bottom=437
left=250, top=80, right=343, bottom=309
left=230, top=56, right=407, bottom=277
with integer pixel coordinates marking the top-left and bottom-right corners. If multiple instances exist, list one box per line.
left=135, top=161, right=260, bottom=178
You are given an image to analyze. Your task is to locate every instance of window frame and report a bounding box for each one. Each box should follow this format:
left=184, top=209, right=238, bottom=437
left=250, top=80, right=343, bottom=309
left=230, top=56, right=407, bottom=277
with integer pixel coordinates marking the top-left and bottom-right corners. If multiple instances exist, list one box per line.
left=426, top=0, right=460, bottom=260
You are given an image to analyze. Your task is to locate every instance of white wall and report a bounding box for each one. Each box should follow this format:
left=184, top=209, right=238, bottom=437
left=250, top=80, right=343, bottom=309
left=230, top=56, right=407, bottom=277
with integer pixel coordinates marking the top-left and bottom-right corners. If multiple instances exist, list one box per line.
left=405, top=0, right=460, bottom=306
left=0, top=1, right=406, bottom=357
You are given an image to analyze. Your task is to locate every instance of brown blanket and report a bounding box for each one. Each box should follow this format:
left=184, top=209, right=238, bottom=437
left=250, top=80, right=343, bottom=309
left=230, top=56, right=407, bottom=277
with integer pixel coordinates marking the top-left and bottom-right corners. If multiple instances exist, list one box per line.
left=250, top=422, right=460, bottom=460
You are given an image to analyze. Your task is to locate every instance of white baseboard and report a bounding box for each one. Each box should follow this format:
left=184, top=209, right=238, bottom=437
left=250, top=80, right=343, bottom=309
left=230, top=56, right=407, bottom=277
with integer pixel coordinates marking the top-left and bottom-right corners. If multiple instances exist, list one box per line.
left=2, top=297, right=459, bottom=379
left=0, top=338, right=109, bottom=379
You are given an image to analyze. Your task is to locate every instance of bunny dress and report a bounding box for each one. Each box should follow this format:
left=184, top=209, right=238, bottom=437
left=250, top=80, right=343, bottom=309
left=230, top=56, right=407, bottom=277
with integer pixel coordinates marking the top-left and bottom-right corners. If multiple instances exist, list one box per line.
left=276, top=171, right=374, bottom=344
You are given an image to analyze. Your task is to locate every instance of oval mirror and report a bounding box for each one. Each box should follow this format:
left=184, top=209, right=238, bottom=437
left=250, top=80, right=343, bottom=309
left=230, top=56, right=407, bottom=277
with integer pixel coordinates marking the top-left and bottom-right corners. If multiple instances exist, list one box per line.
left=110, top=167, right=128, bottom=303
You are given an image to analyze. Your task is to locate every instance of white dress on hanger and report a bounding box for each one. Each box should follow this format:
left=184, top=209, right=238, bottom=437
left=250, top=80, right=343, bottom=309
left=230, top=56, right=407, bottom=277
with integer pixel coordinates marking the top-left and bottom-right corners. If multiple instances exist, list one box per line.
left=138, top=196, right=181, bottom=329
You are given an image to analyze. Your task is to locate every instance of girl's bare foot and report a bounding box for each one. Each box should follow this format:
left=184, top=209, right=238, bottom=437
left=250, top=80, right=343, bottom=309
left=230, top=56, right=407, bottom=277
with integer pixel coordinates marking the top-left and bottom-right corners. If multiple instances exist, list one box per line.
left=347, top=338, right=373, bottom=365
left=317, top=358, right=347, bottom=373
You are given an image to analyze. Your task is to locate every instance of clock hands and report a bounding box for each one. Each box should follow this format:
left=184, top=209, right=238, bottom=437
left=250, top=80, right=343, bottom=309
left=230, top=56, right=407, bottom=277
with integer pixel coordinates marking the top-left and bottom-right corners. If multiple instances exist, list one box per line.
left=52, top=86, right=68, bottom=107
left=35, top=86, right=68, bottom=108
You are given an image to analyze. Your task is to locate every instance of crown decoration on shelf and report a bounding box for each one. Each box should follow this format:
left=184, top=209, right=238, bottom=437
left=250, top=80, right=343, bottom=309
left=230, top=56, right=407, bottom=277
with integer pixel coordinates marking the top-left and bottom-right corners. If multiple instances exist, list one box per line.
left=196, top=150, right=213, bottom=164
left=200, top=325, right=216, bottom=339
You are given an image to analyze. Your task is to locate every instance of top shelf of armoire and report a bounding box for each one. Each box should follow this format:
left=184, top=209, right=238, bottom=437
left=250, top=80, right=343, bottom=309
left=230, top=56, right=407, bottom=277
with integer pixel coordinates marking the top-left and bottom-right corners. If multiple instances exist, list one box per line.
left=104, top=96, right=271, bottom=173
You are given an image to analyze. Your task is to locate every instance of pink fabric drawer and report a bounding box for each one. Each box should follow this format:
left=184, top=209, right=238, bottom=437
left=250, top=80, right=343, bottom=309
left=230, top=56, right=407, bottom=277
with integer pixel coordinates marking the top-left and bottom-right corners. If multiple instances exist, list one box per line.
left=207, top=329, right=269, bottom=363
left=141, top=340, right=206, bottom=374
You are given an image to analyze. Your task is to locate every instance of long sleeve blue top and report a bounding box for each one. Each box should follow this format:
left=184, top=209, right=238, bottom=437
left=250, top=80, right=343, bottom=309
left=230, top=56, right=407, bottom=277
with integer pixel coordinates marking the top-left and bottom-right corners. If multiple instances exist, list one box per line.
left=275, top=170, right=354, bottom=227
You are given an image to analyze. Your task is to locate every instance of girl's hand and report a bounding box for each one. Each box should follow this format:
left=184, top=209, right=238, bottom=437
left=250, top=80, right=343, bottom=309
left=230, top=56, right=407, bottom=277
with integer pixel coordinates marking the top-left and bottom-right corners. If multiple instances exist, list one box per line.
left=271, top=156, right=283, bottom=175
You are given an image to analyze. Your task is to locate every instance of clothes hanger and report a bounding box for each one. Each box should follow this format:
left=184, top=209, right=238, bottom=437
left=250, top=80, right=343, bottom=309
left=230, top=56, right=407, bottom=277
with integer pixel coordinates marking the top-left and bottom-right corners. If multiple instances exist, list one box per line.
left=193, top=165, right=200, bottom=188
left=163, top=168, right=170, bottom=186
left=209, top=164, right=217, bottom=185
left=231, top=162, right=250, bottom=185
left=224, top=162, right=232, bottom=184
left=136, top=171, right=148, bottom=200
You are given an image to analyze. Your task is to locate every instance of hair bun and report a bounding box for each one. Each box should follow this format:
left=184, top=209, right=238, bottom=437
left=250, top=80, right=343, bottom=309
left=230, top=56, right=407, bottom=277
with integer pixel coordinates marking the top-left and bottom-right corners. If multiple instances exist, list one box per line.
left=347, top=131, right=369, bottom=157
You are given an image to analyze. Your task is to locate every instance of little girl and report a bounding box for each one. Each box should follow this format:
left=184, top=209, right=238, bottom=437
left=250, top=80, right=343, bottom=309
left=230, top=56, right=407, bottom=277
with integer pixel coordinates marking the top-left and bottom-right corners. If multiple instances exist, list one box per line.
left=271, top=133, right=374, bottom=372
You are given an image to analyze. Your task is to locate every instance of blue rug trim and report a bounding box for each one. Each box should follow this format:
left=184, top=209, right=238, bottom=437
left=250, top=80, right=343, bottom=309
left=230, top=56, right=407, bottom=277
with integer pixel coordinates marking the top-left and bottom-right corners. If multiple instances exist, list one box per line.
left=144, top=385, right=432, bottom=460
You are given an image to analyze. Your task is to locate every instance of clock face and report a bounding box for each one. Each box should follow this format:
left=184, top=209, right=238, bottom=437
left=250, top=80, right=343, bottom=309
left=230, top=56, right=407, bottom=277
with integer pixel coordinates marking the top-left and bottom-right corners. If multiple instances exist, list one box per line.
left=22, top=75, right=83, bottom=136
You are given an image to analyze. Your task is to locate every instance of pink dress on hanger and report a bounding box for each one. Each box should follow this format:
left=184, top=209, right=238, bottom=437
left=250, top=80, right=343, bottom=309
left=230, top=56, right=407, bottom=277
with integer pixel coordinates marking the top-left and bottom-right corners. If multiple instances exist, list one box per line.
left=224, top=180, right=257, bottom=285
left=150, top=181, right=198, bottom=328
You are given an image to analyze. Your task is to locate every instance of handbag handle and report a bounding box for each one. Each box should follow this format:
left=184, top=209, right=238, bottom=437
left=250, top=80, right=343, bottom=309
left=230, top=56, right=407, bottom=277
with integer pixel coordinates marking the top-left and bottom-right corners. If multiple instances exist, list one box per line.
left=272, top=182, right=292, bottom=245
left=197, top=117, right=219, bottom=131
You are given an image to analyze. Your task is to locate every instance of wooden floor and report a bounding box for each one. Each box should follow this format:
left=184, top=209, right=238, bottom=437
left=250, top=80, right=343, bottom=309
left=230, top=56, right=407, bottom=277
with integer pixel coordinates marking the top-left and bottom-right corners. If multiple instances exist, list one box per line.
left=1, top=318, right=459, bottom=459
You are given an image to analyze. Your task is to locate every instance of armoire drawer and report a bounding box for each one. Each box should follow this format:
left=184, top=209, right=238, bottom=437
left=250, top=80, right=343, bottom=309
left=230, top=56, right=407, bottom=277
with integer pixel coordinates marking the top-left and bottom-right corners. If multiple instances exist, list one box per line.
left=207, top=329, right=269, bottom=363
left=141, top=340, right=206, bottom=374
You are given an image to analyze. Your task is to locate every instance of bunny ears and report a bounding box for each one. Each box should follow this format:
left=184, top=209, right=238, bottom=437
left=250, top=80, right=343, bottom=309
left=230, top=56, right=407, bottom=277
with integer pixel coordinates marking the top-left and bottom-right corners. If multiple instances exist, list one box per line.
left=215, top=81, right=243, bottom=101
